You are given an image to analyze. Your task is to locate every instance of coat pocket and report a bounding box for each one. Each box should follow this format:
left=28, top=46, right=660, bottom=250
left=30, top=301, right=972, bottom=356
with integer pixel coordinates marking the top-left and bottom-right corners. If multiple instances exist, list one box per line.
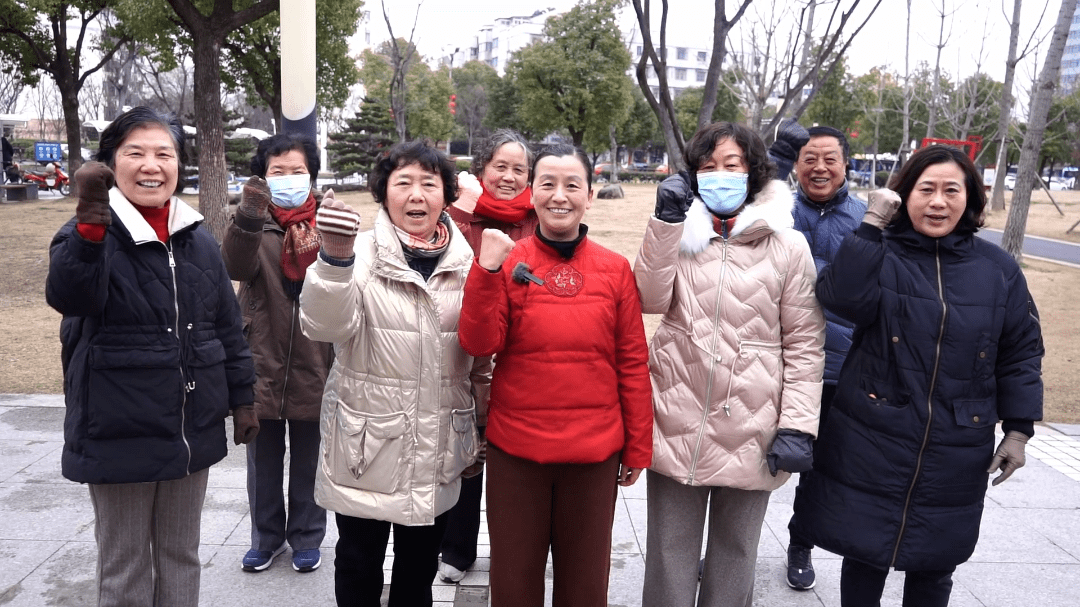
left=328, top=404, right=410, bottom=494
left=438, top=407, right=478, bottom=484
left=87, top=345, right=181, bottom=440
left=188, top=339, right=229, bottom=431
left=947, top=397, right=999, bottom=447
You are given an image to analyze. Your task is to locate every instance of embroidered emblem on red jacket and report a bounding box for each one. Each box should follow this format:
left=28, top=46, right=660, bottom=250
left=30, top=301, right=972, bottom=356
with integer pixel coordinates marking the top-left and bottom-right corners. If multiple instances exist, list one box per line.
left=545, top=264, right=584, bottom=297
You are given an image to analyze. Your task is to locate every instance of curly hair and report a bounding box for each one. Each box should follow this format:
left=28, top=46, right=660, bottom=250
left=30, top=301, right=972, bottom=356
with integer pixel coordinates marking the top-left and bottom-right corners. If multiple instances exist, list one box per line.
left=470, top=129, right=532, bottom=179
left=250, top=132, right=320, bottom=184
left=96, top=106, right=187, bottom=195
left=887, top=145, right=986, bottom=235
left=683, top=121, right=775, bottom=202
left=369, top=140, right=458, bottom=206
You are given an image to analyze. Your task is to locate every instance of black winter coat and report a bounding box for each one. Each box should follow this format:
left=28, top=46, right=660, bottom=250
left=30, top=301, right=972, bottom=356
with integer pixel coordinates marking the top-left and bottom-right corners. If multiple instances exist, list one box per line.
left=46, top=192, right=255, bottom=484
left=795, top=223, right=1043, bottom=571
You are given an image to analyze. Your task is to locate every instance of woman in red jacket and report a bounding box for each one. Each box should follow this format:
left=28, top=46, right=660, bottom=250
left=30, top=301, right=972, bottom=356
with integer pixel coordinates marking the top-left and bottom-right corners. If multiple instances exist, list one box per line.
left=458, top=144, right=653, bottom=607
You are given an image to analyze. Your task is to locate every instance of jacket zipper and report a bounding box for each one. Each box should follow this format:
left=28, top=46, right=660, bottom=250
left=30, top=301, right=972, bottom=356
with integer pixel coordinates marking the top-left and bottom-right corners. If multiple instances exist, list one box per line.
left=688, top=238, right=730, bottom=483
left=890, top=241, right=946, bottom=566
left=279, top=299, right=296, bottom=417
left=167, top=244, right=193, bottom=476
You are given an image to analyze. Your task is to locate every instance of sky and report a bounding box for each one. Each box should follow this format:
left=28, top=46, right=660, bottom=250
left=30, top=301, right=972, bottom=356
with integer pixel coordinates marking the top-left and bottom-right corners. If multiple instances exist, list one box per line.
left=370, top=0, right=1064, bottom=91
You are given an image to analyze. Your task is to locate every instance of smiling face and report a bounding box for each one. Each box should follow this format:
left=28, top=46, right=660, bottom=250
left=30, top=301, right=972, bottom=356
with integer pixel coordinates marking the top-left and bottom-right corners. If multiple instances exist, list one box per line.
left=481, top=142, right=529, bottom=200
left=906, top=161, right=967, bottom=238
left=385, top=162, right=447, bottom=240
left=113, top=126, right=179, bottom=208
left=266, top=148, right=310, bottom=179
left=796, top=135, right=846, bottom=203
left=532, top=154, right=593, bottom=242
left=697, top=137, right=748, bottom=174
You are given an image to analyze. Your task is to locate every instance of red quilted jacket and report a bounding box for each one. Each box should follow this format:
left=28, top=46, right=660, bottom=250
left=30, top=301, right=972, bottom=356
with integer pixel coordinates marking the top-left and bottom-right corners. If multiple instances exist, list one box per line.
left=458, top=235, right=653, bottom=468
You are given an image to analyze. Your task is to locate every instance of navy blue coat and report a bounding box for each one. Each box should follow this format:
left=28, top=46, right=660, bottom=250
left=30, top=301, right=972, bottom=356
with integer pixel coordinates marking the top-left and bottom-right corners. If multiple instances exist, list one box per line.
left=796, top=223, right=1043, bottom=571
left=791, top=182, right=866, bottom=385
left=46, top=194, right=255, bottom=484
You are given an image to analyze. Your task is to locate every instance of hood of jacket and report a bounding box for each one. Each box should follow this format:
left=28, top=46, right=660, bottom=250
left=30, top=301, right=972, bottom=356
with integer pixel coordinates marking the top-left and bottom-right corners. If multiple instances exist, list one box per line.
left=680, top=179, right=794, bottom=256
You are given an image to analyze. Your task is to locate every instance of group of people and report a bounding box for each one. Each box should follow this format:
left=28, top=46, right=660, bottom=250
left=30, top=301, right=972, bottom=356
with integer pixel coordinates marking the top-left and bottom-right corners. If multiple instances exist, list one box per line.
left=46, top=105, right=1043, bottom=607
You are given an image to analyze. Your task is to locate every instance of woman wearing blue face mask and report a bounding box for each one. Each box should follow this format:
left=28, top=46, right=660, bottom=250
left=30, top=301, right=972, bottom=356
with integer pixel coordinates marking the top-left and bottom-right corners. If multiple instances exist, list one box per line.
left=634, top=121, right=825, bottom=607
left=221, top=133, right=334, bottom=574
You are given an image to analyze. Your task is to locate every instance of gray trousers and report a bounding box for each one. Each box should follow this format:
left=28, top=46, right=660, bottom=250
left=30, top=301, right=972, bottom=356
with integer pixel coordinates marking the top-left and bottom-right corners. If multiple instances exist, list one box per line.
left=642, top=469, right=771, bottom=607
left=88, top=467, right=209, bottom=607
left=246, top=418, right=326, bottom=551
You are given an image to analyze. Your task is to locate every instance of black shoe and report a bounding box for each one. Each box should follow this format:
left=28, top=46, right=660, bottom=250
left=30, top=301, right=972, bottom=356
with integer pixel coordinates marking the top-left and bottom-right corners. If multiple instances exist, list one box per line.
left=786, top=544, right=816, bottom=590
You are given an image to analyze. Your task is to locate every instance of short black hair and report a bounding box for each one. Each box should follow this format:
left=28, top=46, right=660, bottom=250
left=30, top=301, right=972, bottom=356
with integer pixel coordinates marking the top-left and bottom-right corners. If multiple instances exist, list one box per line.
left=531, top=143, right=592, bottom=190
left=887, top=144, right=986, bottom=235
left=683, top=121, right=774, bottom=202
left=250, top=132, right=320, bottom=183
left=96, top=107, right=187, bottom=195
left=370, top=140, right=458, bottom=206
left=805, top=126, right=850, bottom=163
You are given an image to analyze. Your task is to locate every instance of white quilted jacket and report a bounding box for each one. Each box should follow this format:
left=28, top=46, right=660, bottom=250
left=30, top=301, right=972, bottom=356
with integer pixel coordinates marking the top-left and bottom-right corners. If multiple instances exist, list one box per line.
left=299, top=208, right=490, bottom=525
left=634, top=180, right=825, bottom=491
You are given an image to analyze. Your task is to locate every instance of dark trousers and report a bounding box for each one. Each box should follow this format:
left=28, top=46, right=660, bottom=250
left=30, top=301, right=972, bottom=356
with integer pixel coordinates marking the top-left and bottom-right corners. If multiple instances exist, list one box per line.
left=486, top=444, right=620, bottom=607
left=788, top=382, right=837, bottom=549
left=246, top=418, right=326, bottom=551
left=840, top=558, right=954, bottom=607
left=439, top=469, right=483, bottom=570
left=334, top=512, right=449, bottom=607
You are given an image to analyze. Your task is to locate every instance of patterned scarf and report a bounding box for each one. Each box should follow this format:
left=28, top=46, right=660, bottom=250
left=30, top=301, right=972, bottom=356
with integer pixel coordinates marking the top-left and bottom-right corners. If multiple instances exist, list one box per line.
left=395, top=212, right=452, bottom=259
left=268, top=193, right=321, bottom=296
left=473, top=184, right=533, bottom=224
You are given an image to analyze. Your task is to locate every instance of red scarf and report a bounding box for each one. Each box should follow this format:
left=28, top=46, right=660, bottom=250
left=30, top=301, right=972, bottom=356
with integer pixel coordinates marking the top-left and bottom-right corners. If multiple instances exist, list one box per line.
left=473, top=185, right=533, bottom=224
left=268, top=193, right=321, bottom=281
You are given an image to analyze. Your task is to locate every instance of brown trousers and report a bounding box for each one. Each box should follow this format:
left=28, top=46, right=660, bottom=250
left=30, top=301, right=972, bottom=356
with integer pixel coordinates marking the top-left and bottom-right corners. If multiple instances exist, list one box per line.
left=486, top=444, right=620, bottom=607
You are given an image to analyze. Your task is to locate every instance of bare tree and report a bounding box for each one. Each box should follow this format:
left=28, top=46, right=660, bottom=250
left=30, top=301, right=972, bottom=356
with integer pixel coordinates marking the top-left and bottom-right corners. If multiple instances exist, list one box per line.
left=1001, top=0, right=1078, bottom=261
left=381, top=0, right=422, bottom=142
left=0, top=71, right=24, bottom=115
left=924, top=0, right=958, bottom=139
left=902, top=0, right=913, bottom=163
left=135, top=53, right=196, bottom=119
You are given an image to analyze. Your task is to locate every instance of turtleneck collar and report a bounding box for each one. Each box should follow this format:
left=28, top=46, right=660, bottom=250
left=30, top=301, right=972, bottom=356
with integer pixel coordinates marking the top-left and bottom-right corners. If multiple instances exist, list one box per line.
left=535, top=224, right=588, bottom=259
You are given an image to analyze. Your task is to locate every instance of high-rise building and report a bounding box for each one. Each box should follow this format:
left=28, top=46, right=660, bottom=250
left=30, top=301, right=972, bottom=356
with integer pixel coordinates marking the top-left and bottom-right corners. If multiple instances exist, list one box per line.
left=1063, top=10, right=1080, bottom=96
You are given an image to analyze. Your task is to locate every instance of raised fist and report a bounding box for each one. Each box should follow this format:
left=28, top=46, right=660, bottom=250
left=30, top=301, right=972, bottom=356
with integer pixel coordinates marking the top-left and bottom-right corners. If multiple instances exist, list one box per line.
left=315, top=191, right=361, bottom=260
left=455, top=171, right=483, bottom=214
left=74, top=161, right=115, bottom=225
left=863, top=188, right=902, bottom=229
left=477, top=228, right=515, bottom=271
left=238, top=175, right=272, bottom=219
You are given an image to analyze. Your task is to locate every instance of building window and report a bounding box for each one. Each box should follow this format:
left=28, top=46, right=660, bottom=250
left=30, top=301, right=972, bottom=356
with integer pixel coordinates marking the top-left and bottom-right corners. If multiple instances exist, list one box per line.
left=647, top=66, right=657, bottom=80
left=675, top=68, right=687, bottom=80
left=697, top=51, right=707, bottom=62
left=485, top=42, right=493, bottom=52
left=696, top=69, right=706, bottom=82
left=676, top=47, right=687, bottom=60
left=650, top=86, right=660, bottom=97
left=493, top=38, right=499, bottom=49
left=491, top=57, right=499, bottom=68
left=636, top=45, right=642, bottom=57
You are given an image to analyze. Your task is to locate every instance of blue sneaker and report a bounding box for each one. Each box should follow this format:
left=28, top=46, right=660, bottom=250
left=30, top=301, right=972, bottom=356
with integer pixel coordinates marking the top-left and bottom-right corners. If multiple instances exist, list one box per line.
left=292, top=548, right=321, bottom=572
left=241, top=542, right=287, bottom=572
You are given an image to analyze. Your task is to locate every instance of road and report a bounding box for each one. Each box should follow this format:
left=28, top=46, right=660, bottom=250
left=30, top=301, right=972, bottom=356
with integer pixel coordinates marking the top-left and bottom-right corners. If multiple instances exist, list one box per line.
left=978, top=229, right=1080, bottom=268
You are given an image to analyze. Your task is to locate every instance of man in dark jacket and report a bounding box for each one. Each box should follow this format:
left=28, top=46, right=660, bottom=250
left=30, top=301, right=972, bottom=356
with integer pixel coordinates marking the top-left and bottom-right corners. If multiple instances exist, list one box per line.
left=783, top=126, right=867, bottom=591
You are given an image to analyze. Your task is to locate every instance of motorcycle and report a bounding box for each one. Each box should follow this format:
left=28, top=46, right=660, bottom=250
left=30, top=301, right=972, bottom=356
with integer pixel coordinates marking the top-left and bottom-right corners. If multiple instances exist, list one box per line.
left=23, top=163, right=71, bottom=196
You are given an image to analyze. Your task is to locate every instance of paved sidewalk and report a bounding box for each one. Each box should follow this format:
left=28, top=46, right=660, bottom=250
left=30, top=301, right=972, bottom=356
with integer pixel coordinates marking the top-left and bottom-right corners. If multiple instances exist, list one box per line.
left=2, top=393, right=1079, bottom=606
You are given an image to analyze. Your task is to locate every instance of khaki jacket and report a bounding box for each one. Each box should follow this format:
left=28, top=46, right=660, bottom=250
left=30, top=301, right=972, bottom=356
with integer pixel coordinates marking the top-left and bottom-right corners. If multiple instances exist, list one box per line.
left=634, top=180, right=824, bottom=491
left=299, top=208, right=490, bottom=526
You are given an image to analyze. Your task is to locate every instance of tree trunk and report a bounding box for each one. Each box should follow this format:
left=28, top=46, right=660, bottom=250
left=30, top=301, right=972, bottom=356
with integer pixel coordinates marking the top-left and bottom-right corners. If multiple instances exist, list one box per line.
left=990, top=0, right=1023, bottom=212
left=609, top=124, right=619, bottom=184
left=193, top=34, right=230, bottom=241
left=1001, top=0, right=1078, bottom=262
left=926, top=0, right=947, bottom=140
left=59, top=77, right=85, bottom=189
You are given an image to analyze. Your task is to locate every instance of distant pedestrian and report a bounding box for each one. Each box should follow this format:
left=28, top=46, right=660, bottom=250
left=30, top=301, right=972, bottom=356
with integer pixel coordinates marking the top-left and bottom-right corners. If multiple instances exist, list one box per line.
left=2, top=134, right=13, bottom=184
left=635, top=121, right=824, bottom=607
left=221, top=133, right=334, bottom=574
left=46, top=106, right=256, bottom=607
left=793, top=144, right=1044, bottom=607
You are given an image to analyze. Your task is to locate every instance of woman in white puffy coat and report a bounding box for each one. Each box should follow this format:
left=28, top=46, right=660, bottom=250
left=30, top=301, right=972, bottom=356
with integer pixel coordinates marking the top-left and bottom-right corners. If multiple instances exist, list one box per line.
left=634, top=122, right=824, bottom=607
left=299, top=141, right=490, bottom=607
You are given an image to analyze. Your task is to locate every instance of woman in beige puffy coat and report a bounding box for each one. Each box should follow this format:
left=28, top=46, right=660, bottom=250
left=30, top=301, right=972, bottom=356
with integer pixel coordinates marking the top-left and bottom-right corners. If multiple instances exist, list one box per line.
left=634, top=122, right=824, bottom=607
left=299, top=141, right=490, bottom=607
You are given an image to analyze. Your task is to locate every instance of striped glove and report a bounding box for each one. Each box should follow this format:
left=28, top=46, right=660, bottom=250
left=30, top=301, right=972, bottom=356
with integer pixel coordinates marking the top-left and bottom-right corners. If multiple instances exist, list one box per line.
left=315, top=191, right=361, bottom=260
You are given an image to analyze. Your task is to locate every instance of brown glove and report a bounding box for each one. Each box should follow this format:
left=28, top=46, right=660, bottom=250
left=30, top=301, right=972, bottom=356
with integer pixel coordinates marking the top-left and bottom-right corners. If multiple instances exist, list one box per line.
left=232, top=404, right=260, bottom=445
left=238, top=175, right=272, bottom=219
left=75, top=161, right=115, bottom=225
left=862, top=188, right=902, bottom=230
left=988, top=431, right=1029, bottom=486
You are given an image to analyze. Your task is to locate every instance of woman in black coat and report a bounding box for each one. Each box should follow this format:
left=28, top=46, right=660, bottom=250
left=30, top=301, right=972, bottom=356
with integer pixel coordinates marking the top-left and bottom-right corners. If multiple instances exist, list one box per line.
left=794, top=145, right=1044, bottom=607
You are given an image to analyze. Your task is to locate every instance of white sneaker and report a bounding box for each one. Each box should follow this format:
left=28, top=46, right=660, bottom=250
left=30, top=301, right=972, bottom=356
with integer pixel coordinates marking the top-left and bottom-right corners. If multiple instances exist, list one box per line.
left=438, top=561, right=466, bottom=583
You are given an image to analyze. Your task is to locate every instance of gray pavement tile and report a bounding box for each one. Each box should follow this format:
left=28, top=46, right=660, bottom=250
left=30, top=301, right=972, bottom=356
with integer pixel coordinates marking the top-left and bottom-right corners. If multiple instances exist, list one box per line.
left=612, top=499, right=640, bottom=554
left=0, top=439, right=62, bottom=484
left=200, top=486, right=249, bottom=546
left=0, top=482, right=94, bottom=541
left=1007, top=507, right=1080, bottom=562
left=0, top=539, right=66, bottom=596
left=1046, top=423, right=1080, bottom=437
left=969, top=506, right=1079, bottom=564
left=0, top=395, right=64, bottom=408
left=984, top=458, right=1080, bottom=509
left=0, top=406, right=65, bottom=442
left=200, top=546, right=336, bottom=606
left=5, top=442, right=64, bottom=484
left=608, top=551, right=644, bottom=606
left=0, top=540, right=96, bottom=607
left=953, top=561, right=1080, bottom=607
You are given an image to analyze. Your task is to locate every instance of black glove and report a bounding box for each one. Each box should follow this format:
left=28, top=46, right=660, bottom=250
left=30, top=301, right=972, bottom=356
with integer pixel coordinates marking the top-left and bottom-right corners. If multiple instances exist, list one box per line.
left=768, top=119, right=810, bottom=181
left=74, top=161, right=115, bottom=225
left=232, top=404, right=260, bottom=445
left=766, top=429, right=814, bottom=476
left=654, top=172, right=695, bottom=223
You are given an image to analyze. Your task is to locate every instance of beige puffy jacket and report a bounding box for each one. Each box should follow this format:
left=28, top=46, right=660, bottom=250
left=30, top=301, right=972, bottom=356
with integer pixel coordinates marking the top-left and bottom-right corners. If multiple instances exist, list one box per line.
left=299, top=208, right=490, bottom=526
left=634, top=180, right=824, bottom=491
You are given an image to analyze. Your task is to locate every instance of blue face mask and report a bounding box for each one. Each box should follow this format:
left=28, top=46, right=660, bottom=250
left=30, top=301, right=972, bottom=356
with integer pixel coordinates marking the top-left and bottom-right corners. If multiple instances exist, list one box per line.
left=267, top=174, right=312, bottom=209
left=696, top=171, right=748, bottom=215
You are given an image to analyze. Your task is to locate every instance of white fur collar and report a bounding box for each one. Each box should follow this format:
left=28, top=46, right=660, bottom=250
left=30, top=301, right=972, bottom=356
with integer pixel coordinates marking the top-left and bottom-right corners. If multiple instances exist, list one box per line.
left=679, top=179, right=794, bottom=256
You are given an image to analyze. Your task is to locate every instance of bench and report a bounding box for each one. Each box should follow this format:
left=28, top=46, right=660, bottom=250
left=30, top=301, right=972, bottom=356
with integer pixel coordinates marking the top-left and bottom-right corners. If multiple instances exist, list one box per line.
left=0, top=183, right=39, bottom=201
